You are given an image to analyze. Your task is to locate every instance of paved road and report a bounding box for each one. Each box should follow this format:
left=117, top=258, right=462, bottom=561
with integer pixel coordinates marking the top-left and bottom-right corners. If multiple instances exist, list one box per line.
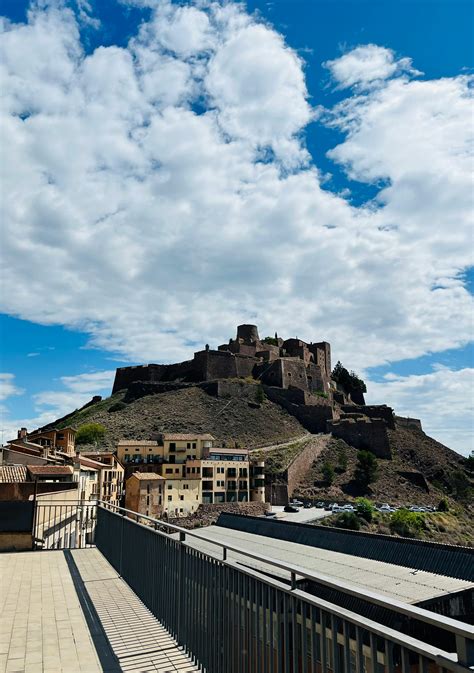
left=270, top=506, right=332, bottom=524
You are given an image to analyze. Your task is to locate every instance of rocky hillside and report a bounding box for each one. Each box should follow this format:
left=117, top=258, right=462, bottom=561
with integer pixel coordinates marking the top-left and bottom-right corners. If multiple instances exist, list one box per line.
left=45, top=384, right=471, bottom=511
left=294, top=421, right=472, bottom=508
left=50, top=386, right=306, bottom=450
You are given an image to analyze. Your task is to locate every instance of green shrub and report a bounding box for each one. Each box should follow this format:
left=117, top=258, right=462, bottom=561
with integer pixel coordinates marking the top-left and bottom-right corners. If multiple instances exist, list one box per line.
left=336, top=446, right=348, bottom=473
left=356, top=497, right=375, bottom=522
left=331, top=361, right=367, bottom=394
left=437, top=498, right=449, bottom=512
left=108, top=402, right=127, bottom=413
left=255, top=385, right=265, bottom=404
left=262, top=336, right=278, bottom=346
left=76, top=422, right=107, bottom=446
left=334, top=512, right=360, bottom=530
left=322, top=462, right=335, bottom=485
left=354, top=450, right=378, bottom=489
left=316, top=391, right=328, bottom=399
left=389, top=509, right=425, bottom=538
left=448, top=469, right=471, bottom=500
left=465, top=451, right=474, bottom=474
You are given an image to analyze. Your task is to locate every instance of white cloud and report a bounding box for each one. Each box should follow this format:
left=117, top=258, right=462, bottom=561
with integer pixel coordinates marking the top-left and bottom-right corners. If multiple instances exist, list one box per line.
left=324, top=44, right=421, bottom=90
left=0, top=373, right=24, bottom=402
left=1, top=370, right=115, bottom=443
left=0, top=3, right=472, bottom=452
left=367, top=368, right=474, bottom=456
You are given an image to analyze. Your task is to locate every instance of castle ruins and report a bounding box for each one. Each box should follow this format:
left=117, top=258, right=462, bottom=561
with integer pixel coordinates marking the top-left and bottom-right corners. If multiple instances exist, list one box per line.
left=112, top=325, right=396, bottom=458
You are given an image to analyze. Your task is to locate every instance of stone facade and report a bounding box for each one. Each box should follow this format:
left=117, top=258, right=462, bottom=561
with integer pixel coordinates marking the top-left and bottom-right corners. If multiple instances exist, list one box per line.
left=112, top=324, right=333, bottom=397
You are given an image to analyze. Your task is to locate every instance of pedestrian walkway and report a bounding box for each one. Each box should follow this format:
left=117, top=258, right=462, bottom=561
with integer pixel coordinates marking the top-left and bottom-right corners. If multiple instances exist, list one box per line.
left=0, top=549, right=199, bottom=673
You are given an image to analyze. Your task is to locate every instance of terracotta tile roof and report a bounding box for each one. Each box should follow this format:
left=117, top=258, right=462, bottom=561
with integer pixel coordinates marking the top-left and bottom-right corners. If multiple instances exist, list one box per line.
left=162, top=433, right=215, bottom=441
left=27, top=465, right=73, bottom=476
left=0, top=465, right=28, bottom=483
left=129, top=472, right=164, bottom=481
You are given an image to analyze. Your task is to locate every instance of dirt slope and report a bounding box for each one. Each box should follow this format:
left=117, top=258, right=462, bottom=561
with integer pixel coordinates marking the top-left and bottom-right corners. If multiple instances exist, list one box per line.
left=52, top=387, right=306, bottom=450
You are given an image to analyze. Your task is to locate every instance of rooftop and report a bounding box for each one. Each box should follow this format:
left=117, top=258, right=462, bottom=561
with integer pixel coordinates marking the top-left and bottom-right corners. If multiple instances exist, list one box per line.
left=0, top=465, right=27, bottom=483
left=129, top=472, right=165, bottom=480
left=162, top=433, right=215, bottom=441
left=178, top=525, right=474, bottom=604
left=26, top=465, right=73, bottom=476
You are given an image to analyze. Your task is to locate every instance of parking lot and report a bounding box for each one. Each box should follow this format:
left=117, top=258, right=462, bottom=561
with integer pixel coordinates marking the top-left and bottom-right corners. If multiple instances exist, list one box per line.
left=269, top=505, right=332, bottom=524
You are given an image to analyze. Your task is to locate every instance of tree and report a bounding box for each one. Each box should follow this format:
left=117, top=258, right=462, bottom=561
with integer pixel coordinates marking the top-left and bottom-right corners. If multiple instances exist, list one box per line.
left=356, top=497, right=375, bottom=522
left=354, top=450, right=378, bottom=489
left=331, top=361, right=367, bottom=394
left=76, top=422, right=107, bottom=446
left=322, top=462, right=335, bottom=485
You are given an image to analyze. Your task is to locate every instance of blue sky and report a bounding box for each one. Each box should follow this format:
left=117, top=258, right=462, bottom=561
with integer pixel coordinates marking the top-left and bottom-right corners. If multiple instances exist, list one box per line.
left=0, top=0, right=472, bottom=453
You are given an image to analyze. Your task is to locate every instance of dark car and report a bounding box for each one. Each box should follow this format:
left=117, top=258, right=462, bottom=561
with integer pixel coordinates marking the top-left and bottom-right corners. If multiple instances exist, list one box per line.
left=303, top=502, right=313, bottom=509
left=264, top=510, right=276, bottom=517
left=284, top=504, right=299, bottom=513
left=324, top=504, right=332, bottom=511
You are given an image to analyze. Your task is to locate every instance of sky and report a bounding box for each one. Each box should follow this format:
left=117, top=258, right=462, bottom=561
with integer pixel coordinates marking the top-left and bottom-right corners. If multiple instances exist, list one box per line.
left=0, top=0, right=473, bottom=454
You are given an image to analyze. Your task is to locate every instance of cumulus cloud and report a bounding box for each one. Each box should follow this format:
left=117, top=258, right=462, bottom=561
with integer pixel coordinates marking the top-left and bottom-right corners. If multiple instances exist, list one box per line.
left=367, top=367, right=474, bottom=456
left=324, top=44, right=421, bottom=90
left=1, top=370, right=115, bottom=442
left=0, top=374, right=24, bottom=402
left=0, top=2, right=472, bottom=450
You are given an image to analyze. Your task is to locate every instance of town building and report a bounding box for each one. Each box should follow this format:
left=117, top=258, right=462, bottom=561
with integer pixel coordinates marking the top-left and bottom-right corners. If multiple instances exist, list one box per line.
left=118, top=433, right=265, bottom=517
left=80, top=452, right=124, bottom=506
left=125, top=473, right=164, bottom=519
left=17, top=426, right=76, bottom=456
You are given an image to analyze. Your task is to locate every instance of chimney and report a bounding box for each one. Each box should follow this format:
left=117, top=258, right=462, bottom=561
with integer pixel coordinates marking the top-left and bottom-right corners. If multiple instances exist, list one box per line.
left=18, top=427, right=27, bottom=440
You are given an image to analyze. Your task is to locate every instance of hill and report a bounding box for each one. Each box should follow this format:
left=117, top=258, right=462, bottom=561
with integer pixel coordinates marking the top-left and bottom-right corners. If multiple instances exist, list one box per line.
left=50, top=385, right=307, bottom=450
left=46, top=384, right=472, bottom=507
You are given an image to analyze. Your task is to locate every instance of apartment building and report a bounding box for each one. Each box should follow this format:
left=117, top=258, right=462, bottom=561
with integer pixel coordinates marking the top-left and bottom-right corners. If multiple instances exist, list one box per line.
left=117, top=433, right=215, bottom=466
left=118, top=433, right=265, bottom=517
left=125, top=473, right=164, bottom=518
left=80, top=452, right=124, bottom=506
left=19, top=427, right=76, bottom=456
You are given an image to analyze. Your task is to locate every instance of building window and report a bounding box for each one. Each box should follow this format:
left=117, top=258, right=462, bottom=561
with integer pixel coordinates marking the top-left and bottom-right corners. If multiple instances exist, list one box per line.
left=180, top=495, right=184, bottom=501
left=187, top=442, right=191, bottom=449
left=170, top=443, right=176, bottom=452
left=165, top=468, right=173, bottom=474
left=183, top=484, right=189, bottom=490
left=168, top=496, right=172, bottom=501
left=168, top=484, right=172, bottom=490
left=192, top=442, right=196, bottom=449
left=147, top=484, right=150, bottom=494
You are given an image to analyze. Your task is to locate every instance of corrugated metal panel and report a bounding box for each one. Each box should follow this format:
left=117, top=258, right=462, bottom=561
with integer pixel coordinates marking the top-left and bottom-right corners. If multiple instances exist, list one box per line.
left=217, top=513, right=474, bottom=581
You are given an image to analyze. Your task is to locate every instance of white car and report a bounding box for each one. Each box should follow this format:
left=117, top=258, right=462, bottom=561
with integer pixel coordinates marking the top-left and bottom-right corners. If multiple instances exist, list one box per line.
left=378, top=504, right=392, bottom=513
left=332, top=506, right=345, bottom=513
left=342, top=505, right=355, bottom=511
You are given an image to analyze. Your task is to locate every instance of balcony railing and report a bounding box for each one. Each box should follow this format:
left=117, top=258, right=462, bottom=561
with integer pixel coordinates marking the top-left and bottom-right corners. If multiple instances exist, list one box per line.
left=14, top=499, right=473, bottom=672
left=95, top=503, right=473, bottom=673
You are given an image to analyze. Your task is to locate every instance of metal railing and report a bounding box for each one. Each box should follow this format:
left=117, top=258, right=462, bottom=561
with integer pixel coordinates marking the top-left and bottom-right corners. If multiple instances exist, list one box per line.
left=33, top=499, right=97, bottom=550
left=95, top=502, right=474, bottom=673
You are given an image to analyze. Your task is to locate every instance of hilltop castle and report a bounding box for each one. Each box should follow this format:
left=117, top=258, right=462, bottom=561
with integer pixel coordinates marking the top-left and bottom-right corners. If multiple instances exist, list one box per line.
left=113, top=324, right=334, bottom=398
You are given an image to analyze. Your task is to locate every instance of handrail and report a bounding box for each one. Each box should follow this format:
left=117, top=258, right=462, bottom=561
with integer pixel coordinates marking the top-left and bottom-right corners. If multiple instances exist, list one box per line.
left=98, top=501, right=474, bottom=641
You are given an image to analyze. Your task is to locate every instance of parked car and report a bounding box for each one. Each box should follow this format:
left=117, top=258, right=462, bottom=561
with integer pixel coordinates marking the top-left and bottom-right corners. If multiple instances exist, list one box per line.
left=264, top=510, right=276, bottom=517
left=324, top=504, right=333, bottom=511
left=303, top=502, right=313, bottom=509
left=342, top=505, right=355, bottom=511
left=378, top=504, right=392, bottom=513
left=284, top=504, right=300, bottom=513
left=332, top=506, right=345, bottom=513
left=316, top=501, right=325, bottom=508
left=291, top=499, right=304, bottom=507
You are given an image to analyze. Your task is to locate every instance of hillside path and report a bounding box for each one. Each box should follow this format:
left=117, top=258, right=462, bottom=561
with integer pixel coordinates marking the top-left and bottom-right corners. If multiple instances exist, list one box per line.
left=250, top=433, right=311, bottom=454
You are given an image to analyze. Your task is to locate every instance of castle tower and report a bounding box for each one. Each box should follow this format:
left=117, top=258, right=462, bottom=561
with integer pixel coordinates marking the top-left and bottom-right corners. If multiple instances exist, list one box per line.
left=236, top=324, right=260, bottom=344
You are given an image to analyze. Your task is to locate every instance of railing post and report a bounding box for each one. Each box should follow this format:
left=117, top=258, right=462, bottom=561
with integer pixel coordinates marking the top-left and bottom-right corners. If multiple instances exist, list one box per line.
left=456, top=634, right=474, bottom=668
